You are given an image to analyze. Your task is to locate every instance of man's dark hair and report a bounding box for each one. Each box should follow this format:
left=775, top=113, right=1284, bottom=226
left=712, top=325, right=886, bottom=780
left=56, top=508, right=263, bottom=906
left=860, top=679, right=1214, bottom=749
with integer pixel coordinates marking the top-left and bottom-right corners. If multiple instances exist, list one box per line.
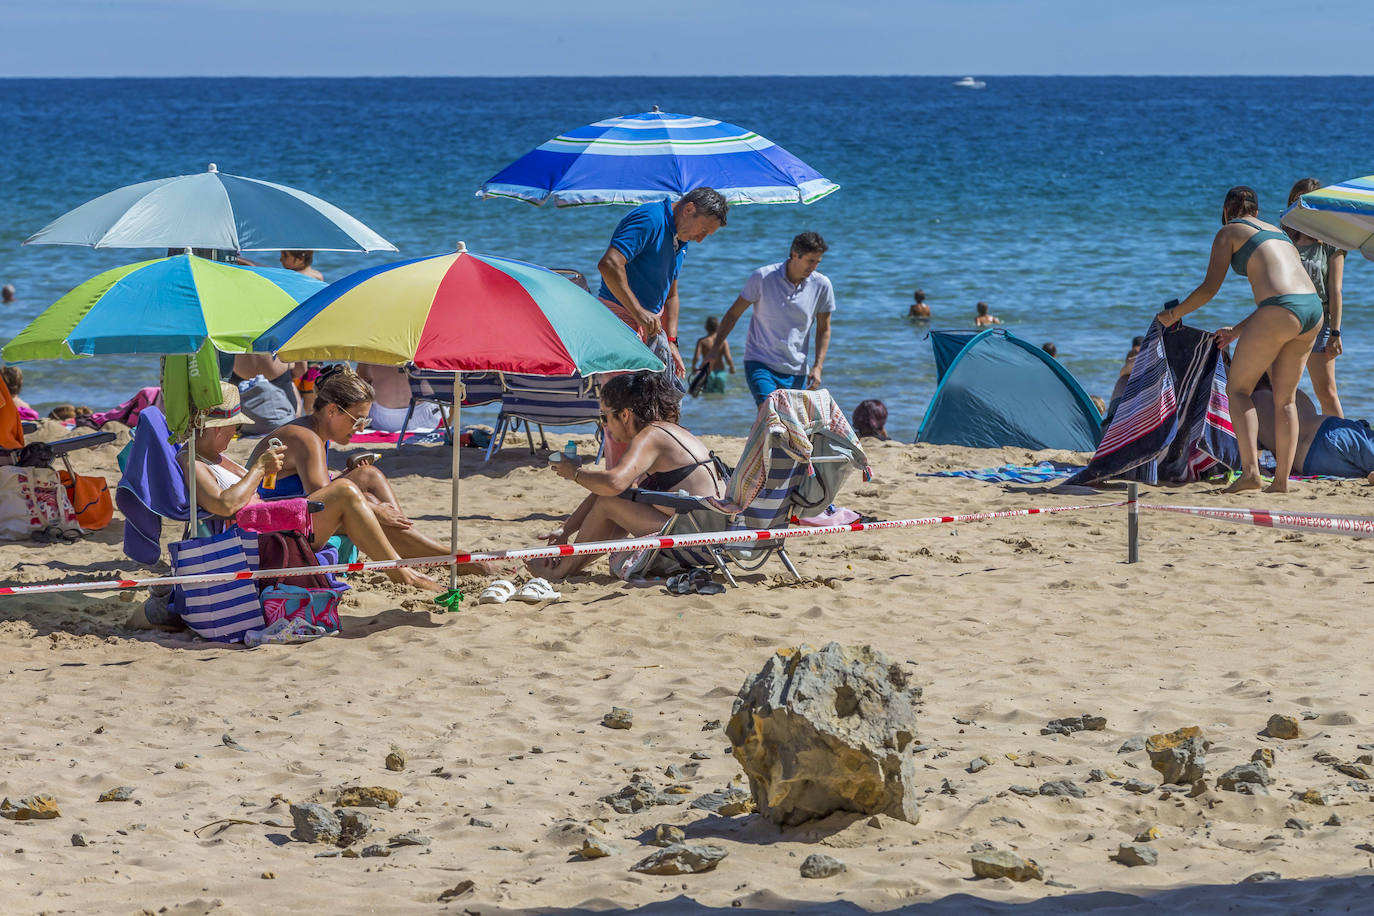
left=791, top=231, right=829, bottom=256
left=681, top=187, right=728, bottom=226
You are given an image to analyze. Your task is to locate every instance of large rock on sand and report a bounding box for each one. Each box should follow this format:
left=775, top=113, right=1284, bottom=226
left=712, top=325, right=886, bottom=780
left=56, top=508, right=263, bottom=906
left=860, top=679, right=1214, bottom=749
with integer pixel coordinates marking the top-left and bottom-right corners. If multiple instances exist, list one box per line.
left=1146, top=727, right=1209, bottom=785
left=725, top=643, right=922, bottom=826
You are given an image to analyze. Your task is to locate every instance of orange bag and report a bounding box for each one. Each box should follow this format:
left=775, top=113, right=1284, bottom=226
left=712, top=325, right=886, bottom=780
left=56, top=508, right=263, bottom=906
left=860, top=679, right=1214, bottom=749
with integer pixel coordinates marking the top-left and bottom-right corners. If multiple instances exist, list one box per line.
left=58, top=471, right=113, bottom=531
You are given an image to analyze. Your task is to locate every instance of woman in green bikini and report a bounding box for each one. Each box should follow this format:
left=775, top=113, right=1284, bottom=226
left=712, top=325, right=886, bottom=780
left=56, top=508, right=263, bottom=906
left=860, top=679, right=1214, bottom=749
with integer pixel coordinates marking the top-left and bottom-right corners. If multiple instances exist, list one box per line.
left=1157, top=186, right=1321, bottom=494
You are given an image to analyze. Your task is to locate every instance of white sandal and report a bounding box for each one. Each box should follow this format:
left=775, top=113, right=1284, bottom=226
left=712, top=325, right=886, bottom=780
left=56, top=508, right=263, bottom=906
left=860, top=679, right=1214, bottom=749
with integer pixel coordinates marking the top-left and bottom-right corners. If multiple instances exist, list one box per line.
left=478, top=579, right=517, bottom=604
left=510, top=577, right=561, bottom=603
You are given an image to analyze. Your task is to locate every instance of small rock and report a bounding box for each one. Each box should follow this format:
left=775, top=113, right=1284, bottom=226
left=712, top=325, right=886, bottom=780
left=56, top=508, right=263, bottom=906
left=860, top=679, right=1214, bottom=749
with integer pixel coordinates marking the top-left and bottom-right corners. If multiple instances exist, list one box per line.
left=97, top=786, right=135, bottom=803
left=1087, top=769, right=1109, bottom=783
left=1358, top=754, right=1373, bottom=766
left=337, top=810, right=372, bottom=846
left=968, top=755, right=992, bottom=774
left=70, top=833, right=88, bottom=847
left=602, top=707, right=633, bottom=730
left=1039, top=780, right=1084, bottom=798
left=1335, top=762, right=1373, bottom=780
left=469, top=817, right=493, bottom=828
left=1251, top=748, right=1275, bottom=768
left=530, top=745, right=544, bottom=754
left=221, top=733, right=250, bottom=752
left=1285, top=818, right=1310, bottom=831
left=689, top=751, right=711, bottom=760
left=970, top=849, right=1043, bottom=882
left=1300, top=710, right=1319, bottom=720
left=1243, top=871, right=1282, bottom=883
left=0, top=796, right=60, bottom=820
left=1134, top=826, right=1160, bottom=843
left=336, top=787, right=400, bottom=810
left=261, top=871, right=276, bottom=879
left=1111, top=842, right=1158, bottom=867
left=607, top=779, right=686, bottom=815
left=357, top=844, right=389, bottom=858
left=800, top=853, right=846, bottom=878
left=1009, top=785, right=1038, bottom=797
left=1293, top=788, right=1327, bottom=805
left=579, top=837, right=620, bottom=858
left=385, top=747, right=407, bottom=772
left=290, top=803, right=341, bottom=845
left=1217, top=762, right=1272, bottom=793
left=630, top=842, right=728, bottom=875
left=702, top=719, right=721, bottom=731
left=1326, top=813, right=1342, bottom=827
left=1265, top=715, right=1300, bottom=740
left=1118, top=736, right=1147, bottom=754
left=174, top=761, right=188, bottom=769
left=652, top=824, right=686, bottom=847
left=1041, top=714, right=1107, bottom=736
left=389, top=830, right=431, bottom=847
left=991, top=816, right=1025, bottom=828
left=1122, top=778, right=1155, bottom=795
left=1046, top=879, right=1077, bottom=889
left=664, top=765, right=685, bottom=780
left=438, top=880, right=475, bottom=901
left=1146, top=726, right=1209, bottom=784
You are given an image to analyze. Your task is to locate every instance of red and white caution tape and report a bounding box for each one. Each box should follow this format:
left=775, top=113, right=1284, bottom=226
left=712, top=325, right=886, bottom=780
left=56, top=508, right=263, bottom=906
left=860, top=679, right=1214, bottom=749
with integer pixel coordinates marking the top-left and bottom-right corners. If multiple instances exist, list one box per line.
left=0, top=500, right=1124, bottom=598
left=1142, top=503, right=1374, bottom=538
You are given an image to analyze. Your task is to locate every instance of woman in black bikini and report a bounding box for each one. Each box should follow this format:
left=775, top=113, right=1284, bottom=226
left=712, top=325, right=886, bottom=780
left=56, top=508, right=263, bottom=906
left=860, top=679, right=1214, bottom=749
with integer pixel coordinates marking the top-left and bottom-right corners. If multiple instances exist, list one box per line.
left=534, top=371, right=724, bottom=580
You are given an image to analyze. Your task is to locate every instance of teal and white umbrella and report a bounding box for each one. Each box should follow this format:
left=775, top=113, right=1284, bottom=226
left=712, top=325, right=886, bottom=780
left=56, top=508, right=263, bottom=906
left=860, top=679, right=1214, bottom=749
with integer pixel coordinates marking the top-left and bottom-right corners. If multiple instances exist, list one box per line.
left=1281, top=174, right=1374, bottom=258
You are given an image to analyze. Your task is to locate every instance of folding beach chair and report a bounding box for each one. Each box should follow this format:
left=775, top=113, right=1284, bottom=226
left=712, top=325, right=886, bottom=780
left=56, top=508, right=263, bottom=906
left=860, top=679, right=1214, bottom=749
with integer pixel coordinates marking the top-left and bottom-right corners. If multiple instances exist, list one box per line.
left=485, top=373, right=604, bottom=462
left=618, top=389, right=870, bottom=586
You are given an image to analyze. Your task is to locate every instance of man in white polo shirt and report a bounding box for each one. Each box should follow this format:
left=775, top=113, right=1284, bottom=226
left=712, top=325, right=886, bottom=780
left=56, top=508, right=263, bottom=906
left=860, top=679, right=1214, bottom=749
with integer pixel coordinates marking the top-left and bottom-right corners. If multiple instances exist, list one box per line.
left=705, top=231, right=834, bottom=406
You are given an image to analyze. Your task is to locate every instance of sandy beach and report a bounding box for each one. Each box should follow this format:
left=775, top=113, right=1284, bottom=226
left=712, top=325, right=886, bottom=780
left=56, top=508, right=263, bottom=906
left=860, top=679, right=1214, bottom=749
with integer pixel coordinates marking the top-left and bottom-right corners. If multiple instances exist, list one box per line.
left=2, top=423, right=1374, bottom=915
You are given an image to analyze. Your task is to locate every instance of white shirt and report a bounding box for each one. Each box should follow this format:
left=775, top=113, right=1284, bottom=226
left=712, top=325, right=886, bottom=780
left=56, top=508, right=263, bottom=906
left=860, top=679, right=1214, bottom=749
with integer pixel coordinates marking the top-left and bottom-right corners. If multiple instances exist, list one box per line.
left=741, top=262, right=835, bottom=374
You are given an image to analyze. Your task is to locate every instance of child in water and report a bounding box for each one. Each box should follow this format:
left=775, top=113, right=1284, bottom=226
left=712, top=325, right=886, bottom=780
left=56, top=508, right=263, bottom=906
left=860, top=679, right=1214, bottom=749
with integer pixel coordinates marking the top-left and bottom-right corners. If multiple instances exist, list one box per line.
left=692, top=316, right=735, bottom=394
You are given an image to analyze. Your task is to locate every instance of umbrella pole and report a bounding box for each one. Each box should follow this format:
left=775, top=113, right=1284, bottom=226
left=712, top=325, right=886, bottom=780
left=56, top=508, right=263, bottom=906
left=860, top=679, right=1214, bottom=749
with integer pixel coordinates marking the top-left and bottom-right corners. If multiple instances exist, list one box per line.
left=449, top=385, right=461, bottom=592
left=188, top=423, right=198, bottom=537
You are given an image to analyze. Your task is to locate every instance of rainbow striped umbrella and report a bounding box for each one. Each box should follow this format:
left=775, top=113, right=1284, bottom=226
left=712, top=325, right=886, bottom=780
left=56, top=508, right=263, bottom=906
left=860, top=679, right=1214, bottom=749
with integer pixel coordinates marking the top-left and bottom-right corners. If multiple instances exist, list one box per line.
left=476, top=109, right=838, bottom=208
left=254, top=243, right=663, bottom=592
left=1282, top=175, right=1374, bottom=257
left=254, top=244, right=662, bottom=375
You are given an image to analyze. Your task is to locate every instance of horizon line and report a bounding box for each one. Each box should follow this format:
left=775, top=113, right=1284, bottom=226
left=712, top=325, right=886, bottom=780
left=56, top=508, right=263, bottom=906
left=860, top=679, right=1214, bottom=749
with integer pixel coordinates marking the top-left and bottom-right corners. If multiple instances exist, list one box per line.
left=1, top=73, right=1371, bottom=80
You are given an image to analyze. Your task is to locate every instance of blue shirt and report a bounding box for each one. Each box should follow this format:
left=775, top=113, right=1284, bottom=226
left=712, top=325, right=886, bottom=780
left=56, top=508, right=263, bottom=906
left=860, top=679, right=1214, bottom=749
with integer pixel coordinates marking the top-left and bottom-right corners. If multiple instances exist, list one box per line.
left=596, top=199, right=686, bottom=315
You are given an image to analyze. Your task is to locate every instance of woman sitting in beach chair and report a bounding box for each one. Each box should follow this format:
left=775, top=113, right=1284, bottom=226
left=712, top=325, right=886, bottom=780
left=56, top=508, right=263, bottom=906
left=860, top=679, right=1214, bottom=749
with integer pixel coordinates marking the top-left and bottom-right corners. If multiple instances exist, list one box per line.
left=533, top=371, right=726, bottom=580
left=183, top=382, right=444, bottom=592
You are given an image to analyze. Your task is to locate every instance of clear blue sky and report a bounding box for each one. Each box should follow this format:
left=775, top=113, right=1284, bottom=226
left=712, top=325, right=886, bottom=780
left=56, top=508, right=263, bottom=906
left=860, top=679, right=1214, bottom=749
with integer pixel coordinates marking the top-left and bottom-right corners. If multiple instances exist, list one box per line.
left=5, top=0, right=1371, bottom=77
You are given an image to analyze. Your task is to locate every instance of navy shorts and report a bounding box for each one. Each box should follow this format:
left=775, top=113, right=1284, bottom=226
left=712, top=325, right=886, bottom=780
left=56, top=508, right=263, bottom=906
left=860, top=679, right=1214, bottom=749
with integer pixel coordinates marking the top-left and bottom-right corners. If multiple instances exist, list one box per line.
left=1302, top=417, right=1374, bottom=477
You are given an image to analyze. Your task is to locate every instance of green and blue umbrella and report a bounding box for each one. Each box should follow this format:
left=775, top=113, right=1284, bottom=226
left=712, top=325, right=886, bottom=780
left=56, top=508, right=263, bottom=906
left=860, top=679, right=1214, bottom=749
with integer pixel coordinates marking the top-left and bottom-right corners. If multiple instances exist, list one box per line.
left=1282, top=174, right=1374, bottom=258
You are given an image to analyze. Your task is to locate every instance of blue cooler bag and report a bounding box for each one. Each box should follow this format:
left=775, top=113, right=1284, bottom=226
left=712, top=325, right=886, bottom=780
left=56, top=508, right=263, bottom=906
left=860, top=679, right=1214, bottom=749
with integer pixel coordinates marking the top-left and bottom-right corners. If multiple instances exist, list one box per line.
left=168, top=529, right=264, bottom=643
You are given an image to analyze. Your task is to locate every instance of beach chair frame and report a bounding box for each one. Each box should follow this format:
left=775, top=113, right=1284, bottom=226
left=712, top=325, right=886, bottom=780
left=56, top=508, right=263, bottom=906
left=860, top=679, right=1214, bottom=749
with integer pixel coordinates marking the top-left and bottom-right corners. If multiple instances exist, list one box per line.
left=485, top=373, right=605, bottom=463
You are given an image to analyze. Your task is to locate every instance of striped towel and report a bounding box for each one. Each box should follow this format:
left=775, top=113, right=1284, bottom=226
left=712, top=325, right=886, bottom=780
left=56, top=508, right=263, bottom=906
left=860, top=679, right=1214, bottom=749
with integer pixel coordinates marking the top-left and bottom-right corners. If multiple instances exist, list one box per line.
left=1070, top=320, right=1239, bottom=486
left=924, top=462, right=1083, bottom=483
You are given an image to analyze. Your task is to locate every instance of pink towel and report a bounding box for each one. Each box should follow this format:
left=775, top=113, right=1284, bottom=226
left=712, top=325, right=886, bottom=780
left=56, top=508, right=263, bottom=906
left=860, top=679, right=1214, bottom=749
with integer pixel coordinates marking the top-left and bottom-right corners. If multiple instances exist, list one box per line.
left=236, top=498, right=313, bottom=537
left=89, top=386, right=162, bottom=429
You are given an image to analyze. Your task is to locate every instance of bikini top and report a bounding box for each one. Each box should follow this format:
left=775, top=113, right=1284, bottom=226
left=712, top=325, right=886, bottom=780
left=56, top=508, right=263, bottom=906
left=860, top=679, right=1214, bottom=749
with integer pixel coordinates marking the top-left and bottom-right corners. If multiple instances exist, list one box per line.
left=1228, top=218, right=1293, bottom=277
left=639, top=424, right=724, bottom=493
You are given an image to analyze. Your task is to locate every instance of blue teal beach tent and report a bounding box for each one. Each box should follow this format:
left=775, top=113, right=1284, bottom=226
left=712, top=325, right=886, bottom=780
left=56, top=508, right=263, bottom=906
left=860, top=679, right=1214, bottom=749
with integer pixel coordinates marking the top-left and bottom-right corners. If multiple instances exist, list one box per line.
left=917, top=329, right=1102, bottom=451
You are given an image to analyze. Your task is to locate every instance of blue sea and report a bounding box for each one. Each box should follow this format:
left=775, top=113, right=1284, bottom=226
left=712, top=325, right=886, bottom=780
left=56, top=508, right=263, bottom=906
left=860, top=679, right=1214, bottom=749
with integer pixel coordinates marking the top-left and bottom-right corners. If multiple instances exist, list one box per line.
left=5, top=76, right=1374, bottom=440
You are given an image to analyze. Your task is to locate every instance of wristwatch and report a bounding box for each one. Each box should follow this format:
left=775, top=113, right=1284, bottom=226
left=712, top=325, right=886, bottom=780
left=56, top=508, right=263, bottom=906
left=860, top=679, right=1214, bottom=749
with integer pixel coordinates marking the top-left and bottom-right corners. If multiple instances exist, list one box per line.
left=1329, top=329, right=1342, bottom=337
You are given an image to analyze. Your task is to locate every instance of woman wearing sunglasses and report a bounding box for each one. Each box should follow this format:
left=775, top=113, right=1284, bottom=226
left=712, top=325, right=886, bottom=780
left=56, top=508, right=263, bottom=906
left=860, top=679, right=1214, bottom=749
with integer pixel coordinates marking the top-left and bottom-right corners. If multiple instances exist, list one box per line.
left=248, top=365, right=496, bottom=580
left=533, top=370, right=725, bottom=580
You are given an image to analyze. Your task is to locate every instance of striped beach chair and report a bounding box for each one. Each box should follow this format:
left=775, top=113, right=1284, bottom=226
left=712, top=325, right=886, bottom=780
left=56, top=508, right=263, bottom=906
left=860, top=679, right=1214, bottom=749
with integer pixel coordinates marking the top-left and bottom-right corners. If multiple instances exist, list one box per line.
left=618, top=389, right=870, bottom=586
left=485, top=373, right=604, bottom=462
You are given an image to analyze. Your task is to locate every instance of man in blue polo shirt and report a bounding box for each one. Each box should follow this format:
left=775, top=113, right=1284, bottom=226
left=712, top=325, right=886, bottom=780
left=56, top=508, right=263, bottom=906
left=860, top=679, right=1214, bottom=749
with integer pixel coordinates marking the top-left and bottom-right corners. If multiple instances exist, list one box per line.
left=705, top=231, right=834, bottom=406
left=596, top=187, right=729, bottom=379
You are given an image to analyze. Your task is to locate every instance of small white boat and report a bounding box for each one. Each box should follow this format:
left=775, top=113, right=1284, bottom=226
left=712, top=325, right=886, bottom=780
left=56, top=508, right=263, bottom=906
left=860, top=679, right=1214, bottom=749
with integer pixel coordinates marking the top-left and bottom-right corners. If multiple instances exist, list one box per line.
left=953, top=76, right=986, bottom=89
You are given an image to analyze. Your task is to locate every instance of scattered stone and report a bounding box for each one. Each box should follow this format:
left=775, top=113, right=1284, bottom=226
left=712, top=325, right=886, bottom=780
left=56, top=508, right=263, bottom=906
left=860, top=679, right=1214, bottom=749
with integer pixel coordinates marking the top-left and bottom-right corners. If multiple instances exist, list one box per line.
left=1243, top=871, right=1282, bottom=883
left=438, top=880, right=475, bottom=901
left=1046, top=879, right=1077, bottom=889
left=970, top=849, right=1043, bottom=882
left=1146, top=727, right=1209, bottom=784
left=1041, top=715, right=1107, bottom=736
left=1118, top=736, right=1147, bottom=754
left=1285, top=818, right=1310, bottom=831
left=174, top=761, right=188, bottom=769
left=653, top=824, right=686, bottom=847
left=1326, top=814, right=1343, bottom=827
left=389, top=830, right=431, bottom=847
left=1251, top=748, right=1275, bottom=768
left=605, top=777, right=688, bottom=815
left=1087, top=769, right=1109, bottom=783
left=602, top=707, right=633, bottom=730
left=70, top=833, right=88, bottom=847
left=800, top=853, right=846, bottom=878
left=1300, top=710, right=1319, bottom=720
left=469, top=817, right=493, bottom=828
left=664, top=765, right=685, bottom=780
left=221, top=733, right=250, bottom=752
left=1314, top=750, right=1340, bottom=765
left=968, top=755, right=992, bottom=774
left=385, top=747, right=407, bottom=772
left=689, top=751, right=710, bottom=760
left=1039, top=780, right=1085, bottom=799
left=361, top=844, right=391, bottom=857
left=969, top=841, right=995, bottom=853
left=1111, top=842, right=1158, bottom=867
left=725, top=643, right=923, bottom=826
left=991, top=816, right=1025, bottom=828
left=290, top=803, right=341, bottom=845
left=530, top=746, right=544, bottom=754
left=1009, top=785, right=1038, bottom=797
left=97, top=786, right=135, bottom=803
left=579, top=836, right=620, bottom=858
left=1217, top=762, right=1272, bottom=793
left=630, top=842, right=728, bottom=875
left=338, top=810, right=372, bottom=846
left=702, top=719, right=722, bottom=731
left=1335, top=762, right=1373, bottom=780
left=940, top=779, right=958, bottom=796
left=1264, top=715, right=1300, bottom=740
left=261, top=871, right=276, bottom=879
left=0, top=796, right=60, bottom=820
left=1293, top=788, right=1327, bottom=806
left=1359, top=754, right=1373, bottom=766
left=336, top=787, right=400, bottom=810
left=1134, top=826, right=1160, bottom=843
left=315, top=849, right=342, bottom=858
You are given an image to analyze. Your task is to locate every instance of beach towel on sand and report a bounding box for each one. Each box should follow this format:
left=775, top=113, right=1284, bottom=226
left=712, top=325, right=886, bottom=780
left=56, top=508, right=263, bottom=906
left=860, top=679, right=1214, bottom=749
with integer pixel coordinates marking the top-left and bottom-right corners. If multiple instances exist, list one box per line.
left=1069, top=320, right=1239, bottom=486
left=923, top=462, right=1083, bottom=483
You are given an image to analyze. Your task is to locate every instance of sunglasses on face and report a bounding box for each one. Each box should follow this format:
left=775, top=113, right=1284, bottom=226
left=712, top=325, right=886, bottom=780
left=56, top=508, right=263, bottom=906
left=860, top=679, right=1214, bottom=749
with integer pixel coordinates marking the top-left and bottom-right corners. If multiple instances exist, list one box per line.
left=338, top=404, right=371, bottom=431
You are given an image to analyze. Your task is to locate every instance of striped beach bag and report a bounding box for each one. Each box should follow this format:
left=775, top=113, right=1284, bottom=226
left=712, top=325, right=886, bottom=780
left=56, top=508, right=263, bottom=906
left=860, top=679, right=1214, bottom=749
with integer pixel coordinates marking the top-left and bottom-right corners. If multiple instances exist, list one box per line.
left=168, top=529, right=264, bottom=643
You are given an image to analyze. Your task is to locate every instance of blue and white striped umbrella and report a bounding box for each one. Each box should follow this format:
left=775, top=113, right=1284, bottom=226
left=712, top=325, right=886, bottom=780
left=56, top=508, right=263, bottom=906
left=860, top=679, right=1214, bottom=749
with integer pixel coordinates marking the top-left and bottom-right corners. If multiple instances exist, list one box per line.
left=25, top=163, right=396, bottom=253
left=477, top=109, right=839, bottom=208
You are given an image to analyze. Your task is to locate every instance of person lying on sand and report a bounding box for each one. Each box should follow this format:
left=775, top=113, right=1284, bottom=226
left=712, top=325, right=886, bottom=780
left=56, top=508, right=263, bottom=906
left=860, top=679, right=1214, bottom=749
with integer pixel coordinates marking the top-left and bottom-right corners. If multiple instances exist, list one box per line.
left=245, top=364, right=499, bottom=581
left=1252, top=384, right=1374, bottom=483
left=183, top=382, right=443, bottom=592
left=531, top=371, right=725, bottom=581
